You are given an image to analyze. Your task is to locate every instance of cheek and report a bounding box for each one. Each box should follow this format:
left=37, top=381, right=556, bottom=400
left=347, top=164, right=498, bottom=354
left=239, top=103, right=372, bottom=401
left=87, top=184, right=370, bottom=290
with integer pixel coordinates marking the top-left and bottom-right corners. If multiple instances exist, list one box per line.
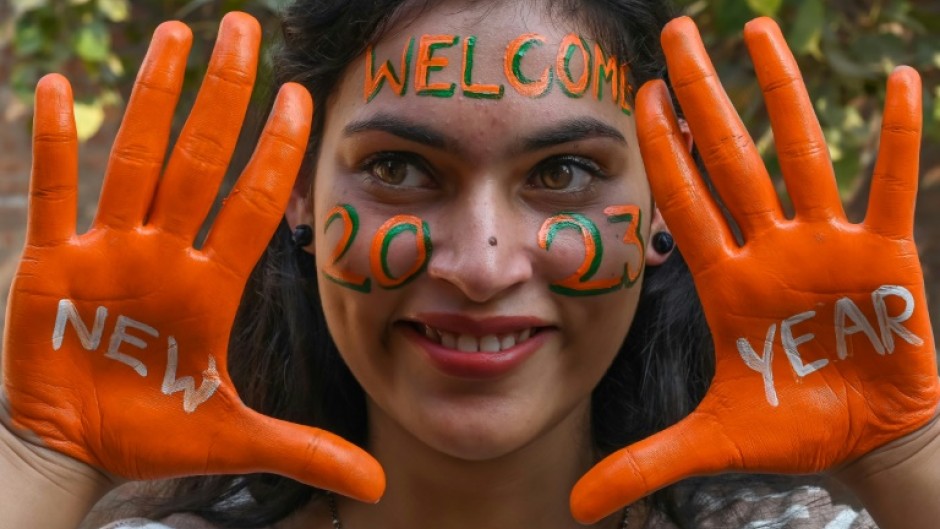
left=536, top=205, right=647, bottom=295
left=316, top=206, right=431, bottom=292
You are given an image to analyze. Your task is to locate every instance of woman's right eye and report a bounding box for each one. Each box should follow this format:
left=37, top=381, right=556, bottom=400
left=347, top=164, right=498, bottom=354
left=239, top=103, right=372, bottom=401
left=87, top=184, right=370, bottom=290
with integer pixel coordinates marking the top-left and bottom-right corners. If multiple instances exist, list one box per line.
left=362, top=154, right=434, bottom=188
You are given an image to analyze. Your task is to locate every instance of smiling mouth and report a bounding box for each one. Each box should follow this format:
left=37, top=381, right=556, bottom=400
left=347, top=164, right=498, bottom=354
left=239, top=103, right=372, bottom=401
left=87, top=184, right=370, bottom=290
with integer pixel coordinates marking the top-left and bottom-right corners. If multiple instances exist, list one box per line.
left=408, top=323, right=542, bottom=353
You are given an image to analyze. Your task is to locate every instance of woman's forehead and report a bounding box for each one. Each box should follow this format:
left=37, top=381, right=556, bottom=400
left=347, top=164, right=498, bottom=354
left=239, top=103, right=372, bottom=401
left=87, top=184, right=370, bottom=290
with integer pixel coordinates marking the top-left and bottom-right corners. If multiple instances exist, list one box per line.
left=327, top=2, right=637, bottom=143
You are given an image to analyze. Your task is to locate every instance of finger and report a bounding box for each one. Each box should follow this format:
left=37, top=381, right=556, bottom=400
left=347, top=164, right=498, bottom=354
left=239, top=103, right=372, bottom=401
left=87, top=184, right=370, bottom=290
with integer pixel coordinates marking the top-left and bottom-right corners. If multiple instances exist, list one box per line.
left=743, top=18, right=843, bottom=222
left=148, top=11, right=260, bottom=241
left=219, top=409, right=386, bottom=503
left=94, top=21, right=192, bottom=230
left=663, top=16, right=783, bottom=238
left=637, top=79, right=737, bottom=272
left=865, top=66, right=922, bottom=239
left=570, top=412, right=735, bottom=523
left=203, top=83, right=312, bottom=277
left=28, top=74, right=78, bottom=247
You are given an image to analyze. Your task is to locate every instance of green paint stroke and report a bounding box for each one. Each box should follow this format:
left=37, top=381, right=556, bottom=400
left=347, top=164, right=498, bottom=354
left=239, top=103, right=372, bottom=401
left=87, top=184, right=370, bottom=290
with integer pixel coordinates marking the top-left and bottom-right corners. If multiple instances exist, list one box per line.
left=607, top=209, right=644, bottom=288
left=463, top=35, right=504, bottom=99
left=379, top=220, right=433, bottom=288
left=543, top=213, right=621, bottom=297
left=511, top=38, right=553, bottom=98
left=323, top=203, right=372, bottom=293
left=417, top=35, right=458, bottom=98
left=594, top=46, right=616, bottom=102
left=366, top=37, right=414, bottom=103
left=559, top=35, right=592, bottom=98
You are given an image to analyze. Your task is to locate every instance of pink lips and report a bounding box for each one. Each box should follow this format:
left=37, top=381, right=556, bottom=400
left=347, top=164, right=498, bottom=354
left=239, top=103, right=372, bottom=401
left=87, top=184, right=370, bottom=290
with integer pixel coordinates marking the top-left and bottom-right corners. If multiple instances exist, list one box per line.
left=402, top=313, right=554, bottom=379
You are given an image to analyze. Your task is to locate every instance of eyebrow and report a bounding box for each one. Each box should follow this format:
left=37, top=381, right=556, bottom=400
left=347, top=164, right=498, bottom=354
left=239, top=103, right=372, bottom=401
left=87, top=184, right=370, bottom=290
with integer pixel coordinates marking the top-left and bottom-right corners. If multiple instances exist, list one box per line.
left=343, top=114, right=627, bottom=157
left=344, top=114, right=451, bottom=150
left=515, top=117, right=627, bottom=154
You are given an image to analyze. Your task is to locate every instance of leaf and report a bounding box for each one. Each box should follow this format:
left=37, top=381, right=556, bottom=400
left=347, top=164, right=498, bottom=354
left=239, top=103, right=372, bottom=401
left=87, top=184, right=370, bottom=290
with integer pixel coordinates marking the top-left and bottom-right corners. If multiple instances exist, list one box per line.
left=13, top=20, right=44, bottom=55
left=746, top=0, right=782, bottom=17
left=787, top=0, right=824, bottom=57
left=73, top=99, right=105, bottom=141
left=74, top=22, right=110, bottom=62
left=97, top=0, right=129, bottom=22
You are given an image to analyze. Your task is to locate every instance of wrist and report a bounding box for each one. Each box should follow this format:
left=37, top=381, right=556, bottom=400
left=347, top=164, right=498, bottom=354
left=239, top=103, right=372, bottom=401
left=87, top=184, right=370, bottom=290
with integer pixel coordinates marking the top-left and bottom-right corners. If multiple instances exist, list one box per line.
left=0, top=409, right=116, bottom=527
left=832, top=408, right=940, bottom=529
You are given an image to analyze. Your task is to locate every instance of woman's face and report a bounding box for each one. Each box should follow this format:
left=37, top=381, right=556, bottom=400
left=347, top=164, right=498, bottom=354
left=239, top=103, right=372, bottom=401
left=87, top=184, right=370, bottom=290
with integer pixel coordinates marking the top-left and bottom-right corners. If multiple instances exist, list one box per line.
left=307, top=1, right=651, bottom=461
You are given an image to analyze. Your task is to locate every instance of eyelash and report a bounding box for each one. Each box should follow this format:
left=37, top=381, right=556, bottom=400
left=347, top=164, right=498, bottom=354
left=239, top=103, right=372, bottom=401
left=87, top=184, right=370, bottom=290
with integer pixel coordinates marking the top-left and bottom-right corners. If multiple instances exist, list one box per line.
left=358, top=152, right=435, bottom=189
left=527, top=155, right=609, bottom=195
left=357, top=152, right=609, bottom=196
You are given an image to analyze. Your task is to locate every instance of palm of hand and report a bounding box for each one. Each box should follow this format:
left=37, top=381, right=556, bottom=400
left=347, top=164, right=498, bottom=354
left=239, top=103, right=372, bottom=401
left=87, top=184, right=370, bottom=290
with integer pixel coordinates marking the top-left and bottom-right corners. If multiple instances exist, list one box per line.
left=571, top=16, right=938, bottom=523
left=6, top=227, right=242, bottom=477
left=1, top=13, right=384, bottom=502
left=695, top=220, right=935, bottom=473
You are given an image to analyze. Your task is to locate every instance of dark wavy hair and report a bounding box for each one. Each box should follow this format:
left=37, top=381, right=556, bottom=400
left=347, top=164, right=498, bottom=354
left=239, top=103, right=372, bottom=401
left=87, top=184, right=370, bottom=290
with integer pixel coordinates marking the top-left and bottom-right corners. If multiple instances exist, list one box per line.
left=150, top=1, right=717, bottom=527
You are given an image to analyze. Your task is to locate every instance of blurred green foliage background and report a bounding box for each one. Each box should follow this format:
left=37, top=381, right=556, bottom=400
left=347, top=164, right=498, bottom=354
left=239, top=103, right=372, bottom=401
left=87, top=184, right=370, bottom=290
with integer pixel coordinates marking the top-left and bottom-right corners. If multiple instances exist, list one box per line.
left=1, top=0, right=939, bottom=342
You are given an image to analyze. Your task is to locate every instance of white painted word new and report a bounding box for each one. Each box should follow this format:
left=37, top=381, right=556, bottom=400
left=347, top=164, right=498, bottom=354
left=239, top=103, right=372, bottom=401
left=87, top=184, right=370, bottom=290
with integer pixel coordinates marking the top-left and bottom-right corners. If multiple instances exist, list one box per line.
left=52, top=299, right=221, bottom=413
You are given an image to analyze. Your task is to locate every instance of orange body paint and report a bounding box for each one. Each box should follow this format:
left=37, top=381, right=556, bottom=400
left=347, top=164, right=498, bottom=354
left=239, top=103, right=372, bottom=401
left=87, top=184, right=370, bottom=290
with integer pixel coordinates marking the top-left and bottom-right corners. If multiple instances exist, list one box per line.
left=462, top=36, right=504, bottom=99
left=323, top=204, right=372, bottom=292
left=593, top=42, right=618, bottom=102
left=363, top=33, right=634, bottom=107
left=415, top=34, right=458, bottom=97
left=504, top=33, right=553, bottom=98
left=364, top=37, right=414, bottom=102
left=370, top=215, right=432, bottom=289
left=604, top=205, right=644, bottom=286
left=538, top=212, right=622, bottom=296
left=618, top=63, right=634, bottom=115
left=556, top=34, right=591, bottom=97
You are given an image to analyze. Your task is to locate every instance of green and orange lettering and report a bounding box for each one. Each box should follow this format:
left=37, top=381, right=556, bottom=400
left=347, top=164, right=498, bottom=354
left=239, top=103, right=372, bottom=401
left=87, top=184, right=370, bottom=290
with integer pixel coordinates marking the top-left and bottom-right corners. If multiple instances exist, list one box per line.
left=323, top=204, right=372, bottom=293
left=538, top=212, right=622, bottom=296
left=604, top=205, right=644, bottom=287
left=370, top=215, right=432, bottom=289
left=505, top=33, right=552, bottom=98
left=415, top=34, right=458, bottom=97
left=364, top=37, right=414, bottom=102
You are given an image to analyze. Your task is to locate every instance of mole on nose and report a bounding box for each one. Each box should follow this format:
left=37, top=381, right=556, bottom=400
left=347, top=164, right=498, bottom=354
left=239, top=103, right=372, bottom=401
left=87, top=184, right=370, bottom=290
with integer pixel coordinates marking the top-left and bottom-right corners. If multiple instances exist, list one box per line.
left=488, top=236, right=497, bottom=247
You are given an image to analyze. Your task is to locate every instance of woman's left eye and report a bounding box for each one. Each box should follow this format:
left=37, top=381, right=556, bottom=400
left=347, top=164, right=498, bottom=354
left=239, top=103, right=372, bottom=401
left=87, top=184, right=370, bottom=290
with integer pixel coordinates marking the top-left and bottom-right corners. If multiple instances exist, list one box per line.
left=529, top=156, right=603, bottom=192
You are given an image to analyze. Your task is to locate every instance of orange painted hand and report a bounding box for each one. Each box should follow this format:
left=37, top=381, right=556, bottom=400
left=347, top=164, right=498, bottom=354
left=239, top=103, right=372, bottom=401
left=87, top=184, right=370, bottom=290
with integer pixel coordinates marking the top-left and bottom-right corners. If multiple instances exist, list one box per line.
left=571, top=16, right=939, bottom=522
left=1, top=13, right=384, bottom=502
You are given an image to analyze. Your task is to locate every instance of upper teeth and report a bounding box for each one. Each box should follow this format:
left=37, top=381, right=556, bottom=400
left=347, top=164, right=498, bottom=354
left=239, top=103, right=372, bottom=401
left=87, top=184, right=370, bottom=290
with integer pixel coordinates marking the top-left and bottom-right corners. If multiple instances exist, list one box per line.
left=423, top=325, right=533, bottom=352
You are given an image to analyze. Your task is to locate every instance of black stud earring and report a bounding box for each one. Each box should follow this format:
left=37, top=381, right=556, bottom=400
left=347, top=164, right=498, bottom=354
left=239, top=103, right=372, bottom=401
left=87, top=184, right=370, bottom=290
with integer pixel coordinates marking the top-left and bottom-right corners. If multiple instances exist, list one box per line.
left=652, top=231, right=674, bottom=255
left=291, top=224, right=314, bottom=248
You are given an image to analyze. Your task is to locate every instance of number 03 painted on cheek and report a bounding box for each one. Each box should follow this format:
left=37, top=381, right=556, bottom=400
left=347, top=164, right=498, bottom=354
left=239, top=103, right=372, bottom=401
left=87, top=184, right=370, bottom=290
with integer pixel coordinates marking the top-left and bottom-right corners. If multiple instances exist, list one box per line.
left=538, top=206, right=644, bottom=296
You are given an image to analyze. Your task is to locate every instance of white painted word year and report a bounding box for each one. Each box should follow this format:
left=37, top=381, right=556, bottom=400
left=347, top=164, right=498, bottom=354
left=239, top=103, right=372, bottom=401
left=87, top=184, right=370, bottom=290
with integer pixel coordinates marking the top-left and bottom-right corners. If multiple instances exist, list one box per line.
left=736, top=285, right=924, bottom=407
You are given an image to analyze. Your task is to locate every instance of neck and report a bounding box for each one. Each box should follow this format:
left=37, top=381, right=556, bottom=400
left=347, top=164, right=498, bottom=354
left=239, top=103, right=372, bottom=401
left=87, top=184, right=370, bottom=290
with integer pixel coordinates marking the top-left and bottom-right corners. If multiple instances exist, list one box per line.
left=330, top=398, right=628, bottom=529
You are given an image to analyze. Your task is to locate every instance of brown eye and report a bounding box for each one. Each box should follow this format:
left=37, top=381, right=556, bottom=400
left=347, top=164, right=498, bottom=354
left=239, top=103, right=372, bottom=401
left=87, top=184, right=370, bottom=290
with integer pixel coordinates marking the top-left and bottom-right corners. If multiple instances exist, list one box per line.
left=531, top=156, right=600, bottom=192
left=372, top=159, right=408, bottom=185
left=538, top=163, right=574, bottom=190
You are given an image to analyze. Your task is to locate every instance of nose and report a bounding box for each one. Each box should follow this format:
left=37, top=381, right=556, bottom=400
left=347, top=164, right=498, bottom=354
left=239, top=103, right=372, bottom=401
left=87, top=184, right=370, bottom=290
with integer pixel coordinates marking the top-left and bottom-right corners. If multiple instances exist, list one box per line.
left=427, top=189, right=533, bottom=303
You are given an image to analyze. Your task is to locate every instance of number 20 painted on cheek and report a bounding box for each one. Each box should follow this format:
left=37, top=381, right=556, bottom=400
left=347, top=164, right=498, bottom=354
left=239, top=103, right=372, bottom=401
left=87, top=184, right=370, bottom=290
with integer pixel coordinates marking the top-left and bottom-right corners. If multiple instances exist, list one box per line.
left=538, top=205, right=644, bottom=296
left=323, top=204, right=432, bottom=293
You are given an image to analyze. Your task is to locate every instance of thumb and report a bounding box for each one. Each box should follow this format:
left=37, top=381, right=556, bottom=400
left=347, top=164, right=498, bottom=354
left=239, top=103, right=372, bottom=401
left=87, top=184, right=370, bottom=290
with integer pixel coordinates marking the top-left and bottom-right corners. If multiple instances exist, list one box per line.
left=212, top=409, right=386, bottom=503
left=570, top=411, right=736, bottom=523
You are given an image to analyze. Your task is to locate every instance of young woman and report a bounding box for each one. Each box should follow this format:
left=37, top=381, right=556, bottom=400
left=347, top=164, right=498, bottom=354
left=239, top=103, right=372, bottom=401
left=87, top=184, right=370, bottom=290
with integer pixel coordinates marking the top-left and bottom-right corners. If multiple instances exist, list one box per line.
left=2, top=0, right=938, bottom=528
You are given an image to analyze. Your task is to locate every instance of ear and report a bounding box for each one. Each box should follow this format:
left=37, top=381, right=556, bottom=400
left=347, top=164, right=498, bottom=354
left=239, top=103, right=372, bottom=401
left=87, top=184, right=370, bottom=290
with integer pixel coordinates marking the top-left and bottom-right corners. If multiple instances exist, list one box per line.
left=645, top=206, right=673, bottom=266
left=285, top=183, right=315, bottom=255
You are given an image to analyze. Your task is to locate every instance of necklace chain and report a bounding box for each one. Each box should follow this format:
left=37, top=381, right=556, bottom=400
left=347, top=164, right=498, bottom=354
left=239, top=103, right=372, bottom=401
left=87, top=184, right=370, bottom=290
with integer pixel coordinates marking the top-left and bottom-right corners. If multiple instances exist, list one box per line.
left=327, top=493, right=631, bottom=529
